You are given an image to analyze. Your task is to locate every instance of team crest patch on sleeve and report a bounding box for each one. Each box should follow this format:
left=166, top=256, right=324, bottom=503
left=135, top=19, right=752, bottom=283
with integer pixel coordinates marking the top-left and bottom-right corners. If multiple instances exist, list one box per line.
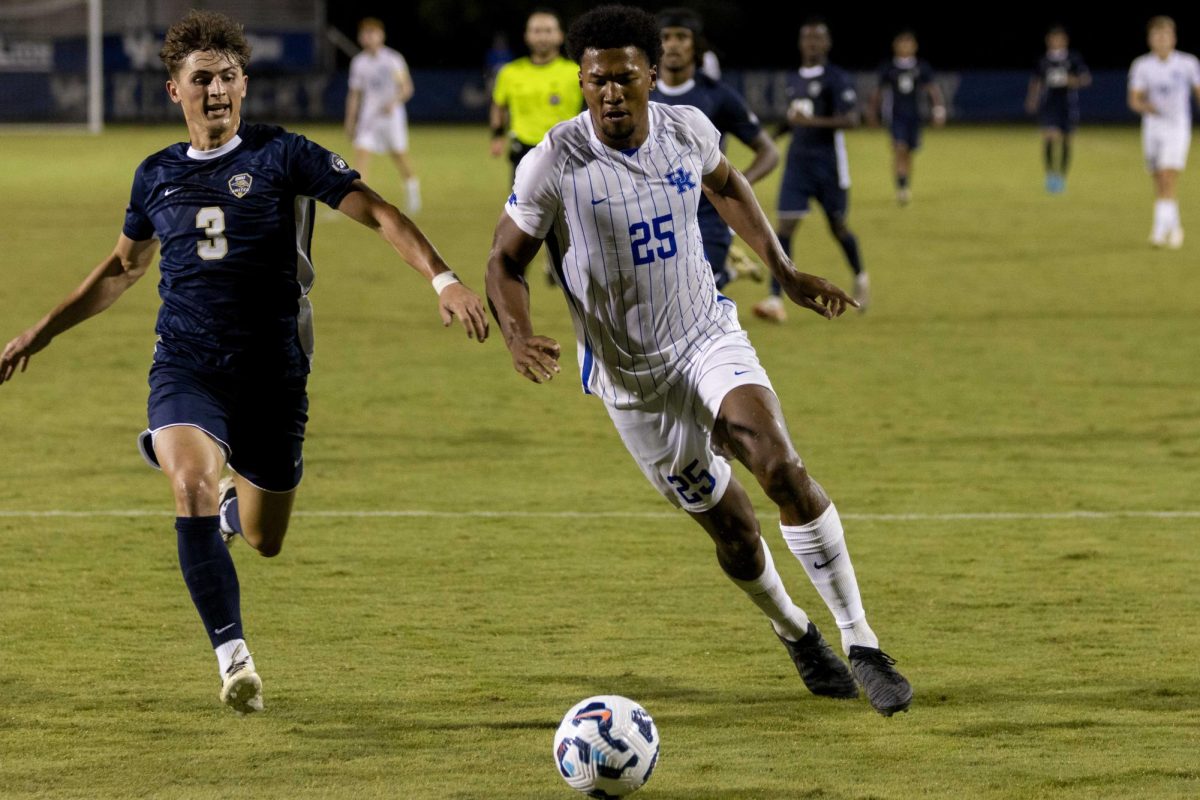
left=330, top=153, right=350, bottom=173
left=227, top=173, right=253, bottom=198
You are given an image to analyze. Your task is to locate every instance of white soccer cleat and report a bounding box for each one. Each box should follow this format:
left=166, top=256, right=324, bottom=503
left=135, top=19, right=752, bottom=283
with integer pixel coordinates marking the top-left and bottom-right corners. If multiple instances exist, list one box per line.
left=1167, top=227, right=1184, bottom=250
left=219, top=643, right=263, bottom=715
left=1149, top=228, right=1168, bottom=248
left=853, top=273, right=871, bottom=313
left=896, top=188, right=912, bottom=206
left=217, top=475, right=238, bottom=546
left=752, top=295, right=787, bottom=323
left=726, top=242, right=765, bottom=282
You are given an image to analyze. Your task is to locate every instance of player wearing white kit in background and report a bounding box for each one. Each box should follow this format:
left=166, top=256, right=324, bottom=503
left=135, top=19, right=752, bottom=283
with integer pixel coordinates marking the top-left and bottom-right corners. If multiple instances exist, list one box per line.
left=1128, top=16, right=1200, bottom=249
left=487, top=5, right=912, bottom=717
left=345, top=17, right=421, bottom=213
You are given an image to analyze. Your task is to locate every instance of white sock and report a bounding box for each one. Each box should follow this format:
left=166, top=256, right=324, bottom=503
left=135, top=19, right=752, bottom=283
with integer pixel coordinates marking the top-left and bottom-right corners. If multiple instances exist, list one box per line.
left=406, top=177, right=421, bottom=211
left=725, top=538, right=811, bottom=642
left=1154, top=199, right=1172, bottom=239
left=215, top=638, right=255, bottom=678
left=780, top=504, right=879, bottom=654
left=1165, top=199, right=1181, bottom=232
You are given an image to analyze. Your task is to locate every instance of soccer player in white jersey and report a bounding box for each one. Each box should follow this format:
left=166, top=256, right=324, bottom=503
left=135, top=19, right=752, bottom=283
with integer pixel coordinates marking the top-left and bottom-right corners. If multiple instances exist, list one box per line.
left=1128, top=16, right=1200, bottom=249
left=486, top=5, right=911, bottom=716
left=345, top=17, right=421, bottom=213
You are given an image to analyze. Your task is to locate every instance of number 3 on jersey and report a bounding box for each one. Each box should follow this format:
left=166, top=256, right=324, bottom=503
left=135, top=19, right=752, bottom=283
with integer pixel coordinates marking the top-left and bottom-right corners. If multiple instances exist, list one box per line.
left=196, top=206, right=227, bottom=260
left=629, top=213, right=676, bottom=266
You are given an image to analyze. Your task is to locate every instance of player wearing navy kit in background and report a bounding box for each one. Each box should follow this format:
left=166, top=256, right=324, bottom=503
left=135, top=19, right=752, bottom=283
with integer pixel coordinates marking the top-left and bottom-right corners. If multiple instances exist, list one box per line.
left=0, top=11, right=488, bottom=715
left=753, top=21, right=867, bottom=323
left=651, top=8, right=778, bottom=288
left=487, top=5, right=911, bottom=717
left=868, top=31, right=946, bottom=206
left=1025, top=26, right=1090, bottom=194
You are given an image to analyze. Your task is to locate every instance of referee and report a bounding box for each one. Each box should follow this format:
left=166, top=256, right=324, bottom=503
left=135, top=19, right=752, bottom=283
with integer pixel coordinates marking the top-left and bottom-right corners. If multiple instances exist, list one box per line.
left=489, top=9, right=583, bottom=178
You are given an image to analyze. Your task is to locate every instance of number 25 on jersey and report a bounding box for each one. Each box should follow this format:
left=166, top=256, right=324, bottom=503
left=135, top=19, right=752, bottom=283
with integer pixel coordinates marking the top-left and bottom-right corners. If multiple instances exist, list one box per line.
left=629, top=213, right=676, bottom=266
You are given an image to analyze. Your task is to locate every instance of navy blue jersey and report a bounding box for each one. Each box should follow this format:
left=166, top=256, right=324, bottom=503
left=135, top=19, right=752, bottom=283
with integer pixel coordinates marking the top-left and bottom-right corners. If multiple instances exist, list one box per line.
left=123, top=122, right=360, bottom=378
left=785, top=64, right=858, bottom=155
left=651, top=74, right=763, bottom=151
left=651, top=74, right=763, bottom=233
left=1035, top=50, right=1089, bottom=107
left=877, top=57, right=935, bottom=120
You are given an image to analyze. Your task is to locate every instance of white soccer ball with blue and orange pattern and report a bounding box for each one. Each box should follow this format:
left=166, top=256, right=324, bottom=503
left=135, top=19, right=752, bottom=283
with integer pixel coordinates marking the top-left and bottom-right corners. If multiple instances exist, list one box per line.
left=553, top=695, right=660, bottom=798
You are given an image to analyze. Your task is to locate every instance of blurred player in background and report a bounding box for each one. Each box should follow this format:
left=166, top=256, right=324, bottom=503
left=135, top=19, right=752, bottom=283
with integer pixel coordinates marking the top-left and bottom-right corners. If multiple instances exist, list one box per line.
left=1128, top=16, right=1200, bottom=249
left=488, top=5, right=911, bottom=717
left=754, top=20, right=867, bottom=323
left=1025, top=25, right=1090, bottom=194
left=652, top=7, right=778, bottom=288
left=345, top=17, right=422, bottom=213
left=1, top=11, right=488, bottom=715
left=868, top=30, right=946, bottom=206
left=489, top=9, right=582, bottom=180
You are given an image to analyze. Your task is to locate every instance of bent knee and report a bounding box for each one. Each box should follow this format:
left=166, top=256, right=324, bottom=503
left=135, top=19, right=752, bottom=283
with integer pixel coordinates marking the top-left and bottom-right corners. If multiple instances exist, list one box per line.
left=256, top=540, right=284, bottom=558
left=758, top=455, right=810, bottom=500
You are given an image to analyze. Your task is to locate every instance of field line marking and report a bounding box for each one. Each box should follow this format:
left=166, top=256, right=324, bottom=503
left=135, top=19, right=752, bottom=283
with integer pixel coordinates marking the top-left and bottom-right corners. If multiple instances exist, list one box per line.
left=2, top=509, right=1200, bottom=521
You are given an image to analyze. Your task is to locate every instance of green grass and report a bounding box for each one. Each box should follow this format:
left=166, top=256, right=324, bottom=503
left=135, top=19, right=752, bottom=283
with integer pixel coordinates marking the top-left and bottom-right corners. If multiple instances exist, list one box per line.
left=1, top=123, right=1198, bottom=799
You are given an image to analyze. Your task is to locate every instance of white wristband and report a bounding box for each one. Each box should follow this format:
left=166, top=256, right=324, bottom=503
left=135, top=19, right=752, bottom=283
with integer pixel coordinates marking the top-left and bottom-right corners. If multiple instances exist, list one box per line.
left=431, top=271, right=460, bottom=295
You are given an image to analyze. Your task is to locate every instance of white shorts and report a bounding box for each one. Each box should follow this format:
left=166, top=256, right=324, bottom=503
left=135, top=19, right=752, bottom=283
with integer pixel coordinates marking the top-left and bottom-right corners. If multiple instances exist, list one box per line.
left=606, top=330, right=774, bottom=513
left=1143, top=123, right=1191, bottom=172
left=354, top=107, right=409, bottom=154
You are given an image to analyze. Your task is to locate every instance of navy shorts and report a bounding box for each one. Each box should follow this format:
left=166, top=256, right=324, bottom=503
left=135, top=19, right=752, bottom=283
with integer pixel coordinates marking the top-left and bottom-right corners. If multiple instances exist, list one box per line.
left=139, top=363, right=309, bottom=492
left=699, top=212, right=732, bottom=285
left=1039, top=100, right=1078, bottom=133
left=778, top=155, right=848, bottom=220
left=890, top=115, right=922, bottom=150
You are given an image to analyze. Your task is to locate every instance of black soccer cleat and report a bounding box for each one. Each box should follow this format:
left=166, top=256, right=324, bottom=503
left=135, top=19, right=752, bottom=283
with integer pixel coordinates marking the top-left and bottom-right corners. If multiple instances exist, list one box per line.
left=848, top=645, right=912, bottom=717
left=777, top=623, right=859, bottom=699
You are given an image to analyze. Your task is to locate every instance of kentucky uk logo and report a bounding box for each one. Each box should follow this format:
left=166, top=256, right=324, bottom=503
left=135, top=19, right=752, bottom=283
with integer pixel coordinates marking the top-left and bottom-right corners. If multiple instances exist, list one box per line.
left=665, top=167, right=695, bottom=195
left=227, top=173, right=253, bottom=198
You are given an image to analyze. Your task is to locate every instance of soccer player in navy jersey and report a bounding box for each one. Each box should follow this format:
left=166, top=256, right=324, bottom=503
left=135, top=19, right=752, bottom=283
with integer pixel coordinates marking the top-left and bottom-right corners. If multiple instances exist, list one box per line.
left=0, top=11, right=488, bottom=714
left=868, top=31, right=946, bottom=206
left=1025, top=25, right=1090, bottom=194
left=753, top=21, right=867, bottom=323
left=651, top=8, right=778, bottom=288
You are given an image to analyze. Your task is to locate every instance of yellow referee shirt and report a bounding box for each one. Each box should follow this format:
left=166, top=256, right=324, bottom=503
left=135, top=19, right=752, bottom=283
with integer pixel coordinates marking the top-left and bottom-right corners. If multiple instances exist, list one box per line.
left=492, top=56, right=583, bottom=146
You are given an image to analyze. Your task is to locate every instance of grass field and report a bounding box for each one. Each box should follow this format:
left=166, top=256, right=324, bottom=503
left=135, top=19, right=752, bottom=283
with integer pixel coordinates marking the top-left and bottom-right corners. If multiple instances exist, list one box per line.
left=1, top=122, right=1198, bottom=799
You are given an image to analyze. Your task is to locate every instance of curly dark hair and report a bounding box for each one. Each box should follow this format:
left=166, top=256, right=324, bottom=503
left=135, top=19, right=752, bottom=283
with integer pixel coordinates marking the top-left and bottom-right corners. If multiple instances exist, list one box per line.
left=567, top=5, right=661, bottom=67
left=160, top=11, right=251, bottom=76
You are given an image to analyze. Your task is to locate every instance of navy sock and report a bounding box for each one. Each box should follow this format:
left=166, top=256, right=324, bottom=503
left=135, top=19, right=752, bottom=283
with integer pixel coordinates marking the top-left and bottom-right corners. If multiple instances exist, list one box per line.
left=836, top=231, right=864, bottom=276
left=1059, top=140, right=1071, bottom=176
left=176, top=516, right=243, bottom=648
left=1044, top=139, right=1054, bottom=172
left=897, top=174, right=909, bottom=189
left=771, top=232, right=792, bottom=297
left=222, top=495, right=243, bottom=535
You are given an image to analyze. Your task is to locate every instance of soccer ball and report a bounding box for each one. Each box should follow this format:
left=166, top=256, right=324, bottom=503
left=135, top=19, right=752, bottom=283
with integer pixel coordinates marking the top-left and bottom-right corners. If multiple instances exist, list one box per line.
left=553, top=695, right=660, bottom=799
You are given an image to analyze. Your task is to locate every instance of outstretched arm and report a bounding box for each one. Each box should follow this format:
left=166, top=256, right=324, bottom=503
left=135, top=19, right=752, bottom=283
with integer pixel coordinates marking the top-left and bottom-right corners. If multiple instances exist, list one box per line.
left=702, top=157, right=855, bottom=319
left=1, top=234, right=158, bottom=385
left=337, top=181, right=489, bottom=341
left=484, top=213, right=561, bottom=382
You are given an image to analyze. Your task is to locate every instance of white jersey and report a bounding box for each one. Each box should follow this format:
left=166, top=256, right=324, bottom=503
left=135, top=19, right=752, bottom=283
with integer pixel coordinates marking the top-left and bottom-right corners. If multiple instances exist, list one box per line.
left=1129, top=51, right=1200, bottom=127
left=506, top=102, right=741, bottom=409
left=349, top=46, right=410, bottom=121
